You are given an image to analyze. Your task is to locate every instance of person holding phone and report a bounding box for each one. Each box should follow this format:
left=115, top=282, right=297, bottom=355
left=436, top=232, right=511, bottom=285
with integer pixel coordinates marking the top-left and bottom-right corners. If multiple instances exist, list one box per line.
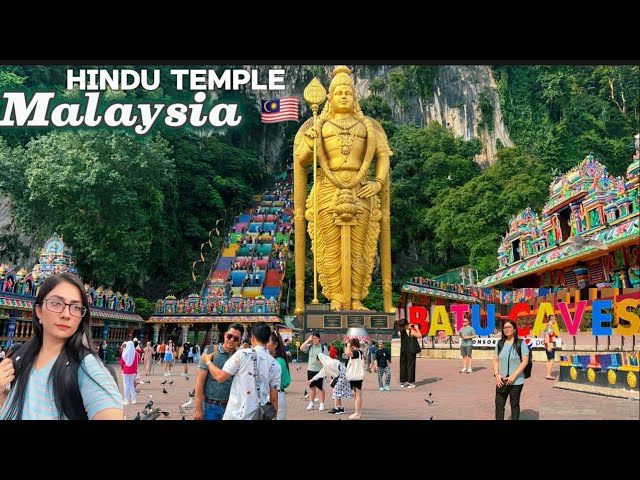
left=398, top=320, right=421, bottom=388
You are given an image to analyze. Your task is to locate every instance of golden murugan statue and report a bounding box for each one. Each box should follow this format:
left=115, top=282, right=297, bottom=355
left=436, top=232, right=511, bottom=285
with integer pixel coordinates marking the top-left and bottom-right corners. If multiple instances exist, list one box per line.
left=293, top=66, right=394, bottom=313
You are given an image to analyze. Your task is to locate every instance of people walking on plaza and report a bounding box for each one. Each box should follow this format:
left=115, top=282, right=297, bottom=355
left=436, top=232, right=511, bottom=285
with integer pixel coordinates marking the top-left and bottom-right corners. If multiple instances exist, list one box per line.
left=544, top=314, right=557, bottom=380
left=200, top=321, right=281, bottom=420
left=163, top=340, right=174, bottom=376
left=300, top=332, right=326, bottom=411
left=368, top=341, right=377, bottom=373
left=373, top=340, right=391, bottom=390
left=143, top=341, right=154, bottom=376
left=307, top=352, right=351, bottom=415
left=181, top=342, right=190, bottom=376
left=267, top=331, right=290, bottom=420
left=156, top=341, right=165, bottom=364
left=194, top=322, right=244, bottom=420
left=493, top=318, right=529, bottom=421
left=398, top=319, right=421, bottom=388
left=0, top=272, right=123, bottom=420
left=459, top=313, right=476, bottom=373
left=120, top=340, right=140, bottom=405
left=344, top=338, right=364, bottom=419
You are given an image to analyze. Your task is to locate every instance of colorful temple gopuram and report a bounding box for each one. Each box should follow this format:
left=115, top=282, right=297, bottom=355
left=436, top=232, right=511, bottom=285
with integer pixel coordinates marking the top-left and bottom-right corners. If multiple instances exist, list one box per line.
left=0, top=233, right=143, bottom=359
left=480, top=149, right=639, bottom=291
left=146, top=176, right=293, bottom=345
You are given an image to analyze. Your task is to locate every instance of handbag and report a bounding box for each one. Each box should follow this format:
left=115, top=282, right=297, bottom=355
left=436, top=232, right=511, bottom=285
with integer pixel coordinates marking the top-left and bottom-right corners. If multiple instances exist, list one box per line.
left=250, top=348, right=277, bottom=420
left=345, top=351, right=364, bottom=381
left=330, top=376, right=339, bottom=388
left=408, top=335, right=422, bottom=355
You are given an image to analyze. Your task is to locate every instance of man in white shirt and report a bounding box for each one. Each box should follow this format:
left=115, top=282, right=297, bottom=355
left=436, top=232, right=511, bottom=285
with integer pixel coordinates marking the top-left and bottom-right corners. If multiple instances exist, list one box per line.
left=200, top=321, right=281, bottom=420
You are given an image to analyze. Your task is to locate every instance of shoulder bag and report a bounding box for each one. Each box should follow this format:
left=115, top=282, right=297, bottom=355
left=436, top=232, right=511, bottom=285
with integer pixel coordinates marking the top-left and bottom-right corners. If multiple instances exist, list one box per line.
left=250, top=349, right=277, bottom=420
left=345, top=350, right=365, bottom=381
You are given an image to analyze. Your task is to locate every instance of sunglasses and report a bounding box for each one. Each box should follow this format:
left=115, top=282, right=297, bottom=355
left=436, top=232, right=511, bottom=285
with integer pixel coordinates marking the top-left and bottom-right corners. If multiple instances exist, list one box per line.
left=226, top=333, right=241, bottom=342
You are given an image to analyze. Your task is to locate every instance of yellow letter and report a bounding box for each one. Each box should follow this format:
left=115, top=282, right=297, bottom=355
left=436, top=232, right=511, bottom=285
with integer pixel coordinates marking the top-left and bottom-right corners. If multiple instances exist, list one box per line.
left=615, top=298, right=640, bottom=336
left=427, top=305, right=453, bottom=336
left=531, top=302, right=558, bottom=335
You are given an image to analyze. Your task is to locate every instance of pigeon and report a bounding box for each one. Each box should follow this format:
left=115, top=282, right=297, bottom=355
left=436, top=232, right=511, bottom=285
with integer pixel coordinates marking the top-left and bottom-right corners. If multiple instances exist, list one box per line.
left=161, top=380, right=167, bottom=385
left=181, top=415, right=186, bottom=420
left=133, top=411, right=141, bottom=421
left=161, top=411, right=170, bottom=417
left=141, top=408, right=162, bottom=421
left=178, top=406, right=186, bottom=416
left=185, top=376, right=189, bottom=380
left=168, top=380, right=174, bottom=385
left=144, top=400, right=153, bottom=411
left=427, top=416, right=434, bottom=420
left=428, top=392, right=432, bottom=397
left=189, top=389, right=195, bottom=397
left=162, top=388, right=168, bottom=394
left=425, top=399, right=434, bottom=405
left=182, top=398, right=193, bottom=409
left=566, top=235, right=607, bottom=251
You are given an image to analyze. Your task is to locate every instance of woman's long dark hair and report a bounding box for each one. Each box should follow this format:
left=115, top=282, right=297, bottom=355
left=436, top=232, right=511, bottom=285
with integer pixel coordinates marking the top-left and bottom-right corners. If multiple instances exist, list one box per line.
left=2, top=272, right=101, bottom=420
left=269, top=331, right=289, bottom=373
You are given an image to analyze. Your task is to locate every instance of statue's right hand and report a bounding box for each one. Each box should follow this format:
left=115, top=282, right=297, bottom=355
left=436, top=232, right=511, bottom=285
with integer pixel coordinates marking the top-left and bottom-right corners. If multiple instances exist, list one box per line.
left=303, top=126, right=319, bottom=149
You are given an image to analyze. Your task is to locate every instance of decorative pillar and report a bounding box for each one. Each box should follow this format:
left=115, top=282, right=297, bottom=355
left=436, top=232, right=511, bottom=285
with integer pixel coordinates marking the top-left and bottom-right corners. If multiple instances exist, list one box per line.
left=181, top=324, right=189, bottom=344
left=153, top=324, right=161, bottom=343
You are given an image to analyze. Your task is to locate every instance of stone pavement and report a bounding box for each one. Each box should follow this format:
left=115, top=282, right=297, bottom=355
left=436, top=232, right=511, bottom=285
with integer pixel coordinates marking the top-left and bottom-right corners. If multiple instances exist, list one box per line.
left=119, top=357, right=639, bottom=420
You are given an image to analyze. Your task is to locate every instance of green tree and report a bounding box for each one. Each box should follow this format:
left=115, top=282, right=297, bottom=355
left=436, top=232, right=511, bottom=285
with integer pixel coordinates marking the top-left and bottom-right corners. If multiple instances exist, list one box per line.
left=427, top=147, right=551, bottom=275
left=0, top=130, right=175, bottom=291
left=389, top=122, right=482, bottom=275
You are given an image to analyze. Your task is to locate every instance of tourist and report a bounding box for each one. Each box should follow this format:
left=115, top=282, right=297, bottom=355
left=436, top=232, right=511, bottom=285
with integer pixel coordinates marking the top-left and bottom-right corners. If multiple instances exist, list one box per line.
left=544, top=314, right=557, bottom=380
left=0, top=272, right=122, bottom=419
left=267, top=331, right=290, bottom=420
left=194, top=323, right=243, bottom=420
left=300, top=332, right=326, bottom=411
left=493, top=319, right=529, bottom=420
left=459, top=313, right=476, bottom=373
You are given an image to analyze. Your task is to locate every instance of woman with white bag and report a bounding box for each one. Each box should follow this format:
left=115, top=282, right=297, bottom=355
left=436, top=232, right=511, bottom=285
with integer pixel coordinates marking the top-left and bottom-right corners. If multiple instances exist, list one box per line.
left=344, top=338, right=365, bottom=419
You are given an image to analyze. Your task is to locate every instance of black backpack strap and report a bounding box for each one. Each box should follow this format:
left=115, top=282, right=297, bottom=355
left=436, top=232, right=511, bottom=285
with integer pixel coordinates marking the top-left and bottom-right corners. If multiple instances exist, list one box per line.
left=497, top=338, right=505, bottom=354
left=515, top=338, right=523, bottom=361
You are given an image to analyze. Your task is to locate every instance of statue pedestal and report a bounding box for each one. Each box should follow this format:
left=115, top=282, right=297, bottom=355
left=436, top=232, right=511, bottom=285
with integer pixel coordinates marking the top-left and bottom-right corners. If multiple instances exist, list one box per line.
left=300, top=304, right=395, bottom=342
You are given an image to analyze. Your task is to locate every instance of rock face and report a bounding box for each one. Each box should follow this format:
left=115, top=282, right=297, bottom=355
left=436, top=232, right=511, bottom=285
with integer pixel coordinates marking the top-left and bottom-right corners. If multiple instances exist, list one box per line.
left=260, top=64, right=513, bottom=166
left=0, top=195, right=37, bottom=268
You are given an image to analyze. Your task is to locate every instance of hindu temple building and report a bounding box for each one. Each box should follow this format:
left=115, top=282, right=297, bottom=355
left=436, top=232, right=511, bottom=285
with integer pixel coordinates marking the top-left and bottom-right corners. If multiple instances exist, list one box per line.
left=0, top=233, right=143, bottom=360
left=474, top=143, right=639, bottom=329
left=147, top=175, right=293, bottom=346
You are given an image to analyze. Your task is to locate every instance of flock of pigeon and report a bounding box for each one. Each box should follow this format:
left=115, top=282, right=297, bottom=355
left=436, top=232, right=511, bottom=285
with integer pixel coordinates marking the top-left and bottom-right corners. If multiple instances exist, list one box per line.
left=127, top=376, right=195, bottom=421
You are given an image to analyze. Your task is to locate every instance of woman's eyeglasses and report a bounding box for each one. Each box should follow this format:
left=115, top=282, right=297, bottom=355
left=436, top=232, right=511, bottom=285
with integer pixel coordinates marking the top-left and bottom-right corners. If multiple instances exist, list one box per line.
left=226, top=333, right=241, bottom=342
left=42, top=298, right=87, bottom=317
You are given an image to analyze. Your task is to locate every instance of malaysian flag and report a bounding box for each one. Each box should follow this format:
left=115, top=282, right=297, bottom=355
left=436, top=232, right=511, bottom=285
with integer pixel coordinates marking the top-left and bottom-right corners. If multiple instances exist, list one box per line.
left=260, top=96, right=299, bottom=123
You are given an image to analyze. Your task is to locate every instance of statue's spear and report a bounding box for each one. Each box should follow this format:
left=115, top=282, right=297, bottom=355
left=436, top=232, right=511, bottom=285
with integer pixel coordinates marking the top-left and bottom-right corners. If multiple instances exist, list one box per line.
left=303, top=78, right=327, bottom=305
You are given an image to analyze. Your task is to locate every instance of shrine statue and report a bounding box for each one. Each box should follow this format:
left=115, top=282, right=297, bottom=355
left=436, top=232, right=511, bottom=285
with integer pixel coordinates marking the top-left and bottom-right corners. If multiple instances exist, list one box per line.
left=293, top=66, right=394, bottom=313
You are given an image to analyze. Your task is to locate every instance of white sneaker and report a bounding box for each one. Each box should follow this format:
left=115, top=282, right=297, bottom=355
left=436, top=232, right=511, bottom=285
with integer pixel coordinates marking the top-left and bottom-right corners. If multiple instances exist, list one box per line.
left=466, top=368, right=472, bottom=373
left=131, top=399, right=136, bottom=404
left=400, top=383, right=406, bottom=388
left=384, top=385, right=391, bottom=391
left=459, top=368, right=466, bottom=373
left=318, top=403, right=325, bottom=411
left=306, top=402, right=314, bottom=410
left=379, top=387, right=385, bottom=391
left=407, top=384, right=416, bottom=389
left=123, top=400, right=130, bottom=405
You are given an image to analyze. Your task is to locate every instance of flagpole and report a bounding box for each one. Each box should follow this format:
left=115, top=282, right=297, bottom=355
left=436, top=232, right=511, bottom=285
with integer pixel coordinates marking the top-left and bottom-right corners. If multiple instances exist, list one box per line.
left=303, top=78, right=326, bottom=306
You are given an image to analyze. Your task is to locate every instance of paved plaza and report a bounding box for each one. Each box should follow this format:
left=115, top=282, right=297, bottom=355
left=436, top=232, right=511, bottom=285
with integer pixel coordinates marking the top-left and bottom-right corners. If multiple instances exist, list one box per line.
left=120, top=356, right=639, bottom=421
